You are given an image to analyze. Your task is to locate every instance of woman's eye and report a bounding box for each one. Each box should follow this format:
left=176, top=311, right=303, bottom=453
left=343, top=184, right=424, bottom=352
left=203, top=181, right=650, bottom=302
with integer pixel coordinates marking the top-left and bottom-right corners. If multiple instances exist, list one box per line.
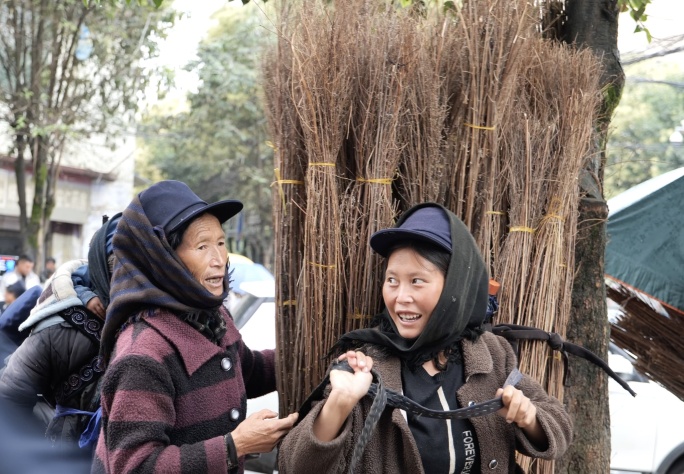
left=412, top=278, right=424, bottom=284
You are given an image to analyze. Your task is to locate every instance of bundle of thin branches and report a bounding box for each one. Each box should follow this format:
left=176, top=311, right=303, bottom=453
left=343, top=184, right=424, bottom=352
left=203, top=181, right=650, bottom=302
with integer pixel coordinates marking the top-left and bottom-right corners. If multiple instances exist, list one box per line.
left=262, top=1, right=309, bottom=407
left=609, top=284, right=684, bottom=402
left=394, top=13, right=455, bottom=206
left=339, top=3, right=413, bottom=332
left=446, top=0, right=535, bottom=234
left=285, top=0, right=357, bottom=405
left=263, top=1, right=605, bottom=446
left=491, top=40, right=601, bottom=474
left=496, top=40, right=601, bottom=379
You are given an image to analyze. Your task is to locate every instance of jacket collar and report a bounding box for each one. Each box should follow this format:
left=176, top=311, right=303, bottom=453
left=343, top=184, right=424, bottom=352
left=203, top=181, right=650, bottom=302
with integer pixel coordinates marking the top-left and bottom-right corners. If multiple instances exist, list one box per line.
left=144, top=307, right=238, bottom=377
left=461, top=336, right=494, bottom=380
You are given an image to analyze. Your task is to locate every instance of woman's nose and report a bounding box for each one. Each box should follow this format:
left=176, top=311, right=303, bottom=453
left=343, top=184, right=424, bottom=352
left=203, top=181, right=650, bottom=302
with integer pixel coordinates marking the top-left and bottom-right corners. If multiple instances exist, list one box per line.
left=211, top=247, right=226, bottom=267
left=396, top=285, right=413, bottom=303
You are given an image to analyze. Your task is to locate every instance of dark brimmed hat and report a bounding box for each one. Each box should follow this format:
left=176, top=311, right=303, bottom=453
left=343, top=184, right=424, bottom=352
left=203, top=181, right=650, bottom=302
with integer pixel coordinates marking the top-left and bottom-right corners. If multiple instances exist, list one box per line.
left=139, top=180, right=243, bottom=234
left=370, top=204, right=451, bottom=257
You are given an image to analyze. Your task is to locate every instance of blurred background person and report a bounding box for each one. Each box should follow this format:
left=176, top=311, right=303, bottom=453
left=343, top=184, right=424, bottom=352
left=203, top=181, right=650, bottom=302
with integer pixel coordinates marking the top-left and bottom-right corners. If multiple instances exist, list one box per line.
left=0, top=281, right=26, bottom=314
left=0, top=284, right=42, bottom=350
left=0, top=255, right=41, bottom=305
left=40, top=257, right=57, bottom=284
left=0, top=395, right=92, bottom=474
left=0, top=214, right=121, bottom=472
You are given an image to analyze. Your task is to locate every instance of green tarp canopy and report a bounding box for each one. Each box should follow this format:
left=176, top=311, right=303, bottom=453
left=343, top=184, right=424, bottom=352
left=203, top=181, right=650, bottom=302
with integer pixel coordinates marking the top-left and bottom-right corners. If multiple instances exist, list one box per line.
left=606, top=167, right=684, bottom=313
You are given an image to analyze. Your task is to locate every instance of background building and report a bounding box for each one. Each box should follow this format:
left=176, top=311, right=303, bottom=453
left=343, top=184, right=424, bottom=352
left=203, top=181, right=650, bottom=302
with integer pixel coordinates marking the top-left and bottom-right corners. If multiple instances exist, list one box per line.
left=0, top=133, right=135, bottom=266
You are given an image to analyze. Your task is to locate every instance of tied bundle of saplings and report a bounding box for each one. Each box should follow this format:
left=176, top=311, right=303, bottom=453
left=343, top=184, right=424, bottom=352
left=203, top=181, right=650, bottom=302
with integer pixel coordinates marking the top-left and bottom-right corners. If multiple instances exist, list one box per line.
left=263, top=1, right=602, bottom=471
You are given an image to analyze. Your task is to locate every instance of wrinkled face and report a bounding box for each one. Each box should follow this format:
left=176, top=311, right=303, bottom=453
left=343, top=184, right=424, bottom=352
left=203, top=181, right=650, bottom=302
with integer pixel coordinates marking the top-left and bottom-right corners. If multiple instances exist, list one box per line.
left=175, top=213, right=227, bottom=296
left=382, top=247, right=445, bottom=339
left=16, top=260, right=33, bottom=277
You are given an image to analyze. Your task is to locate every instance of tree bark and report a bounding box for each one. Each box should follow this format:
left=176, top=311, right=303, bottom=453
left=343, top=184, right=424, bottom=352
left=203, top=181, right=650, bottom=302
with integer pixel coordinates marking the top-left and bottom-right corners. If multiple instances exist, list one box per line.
left=557, top=198, right=611, bottom=473
left=14, top=131, right=30, bottom=255
left=554, top=0, right=624, bottom=472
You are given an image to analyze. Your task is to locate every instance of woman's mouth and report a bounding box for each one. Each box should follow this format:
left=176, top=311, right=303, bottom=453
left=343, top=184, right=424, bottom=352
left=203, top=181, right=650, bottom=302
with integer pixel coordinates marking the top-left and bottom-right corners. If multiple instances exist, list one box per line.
left=205, top=276, right=224, bottom=287
left=397, top=313, right=421, bottom=322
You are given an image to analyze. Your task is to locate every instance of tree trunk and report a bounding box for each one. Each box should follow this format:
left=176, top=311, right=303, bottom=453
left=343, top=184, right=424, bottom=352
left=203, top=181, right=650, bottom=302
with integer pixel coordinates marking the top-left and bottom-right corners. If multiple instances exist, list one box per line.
left=557, top=198, right=611, bottom=473
left=27, top=135, right=50, bottom=257
left=14, top=131, right=30, bottom=255
left=554, top=0, right=623, bottom=472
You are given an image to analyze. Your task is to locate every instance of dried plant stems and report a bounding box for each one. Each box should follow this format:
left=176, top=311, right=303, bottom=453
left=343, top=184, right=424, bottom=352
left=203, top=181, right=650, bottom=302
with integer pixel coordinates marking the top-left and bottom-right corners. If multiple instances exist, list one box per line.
left=340, top=5, right=412, bottom=333
left=263, top=5, right=604, bottom=470
left=262, top=1, right=308, bottom=407
left=609, top=284, right=684, bottom=402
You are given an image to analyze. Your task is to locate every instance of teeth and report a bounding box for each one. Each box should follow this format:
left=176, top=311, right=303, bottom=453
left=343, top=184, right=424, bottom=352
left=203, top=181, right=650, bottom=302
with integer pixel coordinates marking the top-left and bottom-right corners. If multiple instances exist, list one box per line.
left=398, top=314, right=420, bottom=321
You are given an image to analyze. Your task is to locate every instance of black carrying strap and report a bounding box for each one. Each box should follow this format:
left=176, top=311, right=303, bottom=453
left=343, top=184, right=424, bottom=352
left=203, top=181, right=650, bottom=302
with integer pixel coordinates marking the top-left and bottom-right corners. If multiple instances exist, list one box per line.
left=491, top=324, right=637, bottom=397
left=54, top=306, right=104, bottom=401
left=297, top=360, right=522, bottom=473
left=59, top=306, right=103, bottom=345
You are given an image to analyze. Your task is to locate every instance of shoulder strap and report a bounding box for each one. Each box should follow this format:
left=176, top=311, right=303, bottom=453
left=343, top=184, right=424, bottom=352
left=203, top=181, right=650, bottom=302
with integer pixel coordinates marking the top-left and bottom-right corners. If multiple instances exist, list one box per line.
left=491, top=323, right=636, bottom=397
left=52, top=306, right=104, bottom=401
left=54, top=353, right=105, bottom=401
left=57, top=306, right=103, bottom=345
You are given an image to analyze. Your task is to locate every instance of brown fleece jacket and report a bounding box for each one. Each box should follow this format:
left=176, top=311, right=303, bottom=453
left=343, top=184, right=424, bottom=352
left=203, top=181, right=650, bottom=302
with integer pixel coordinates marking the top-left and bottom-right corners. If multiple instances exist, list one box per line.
left=278, top=332, right=572, bottom=474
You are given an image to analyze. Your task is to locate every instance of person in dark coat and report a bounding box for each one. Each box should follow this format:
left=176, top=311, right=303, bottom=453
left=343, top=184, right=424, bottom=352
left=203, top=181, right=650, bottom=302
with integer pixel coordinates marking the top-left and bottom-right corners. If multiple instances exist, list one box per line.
left=0, top=395, right=93, bottom=474
left=1, top=280, right=26, bottom=309
left=92, top=180, right=297, bottom=474
left=0, top=283, right=41, bottom=347
left=279, top=203, right=573, bottom=473
left=0, top=254, right=40, bottom=303
left=0, top=214, right=121, bottom=460
left=0, top=330, right=18, bottom=374
left=40, top=257, right=57, bottom=283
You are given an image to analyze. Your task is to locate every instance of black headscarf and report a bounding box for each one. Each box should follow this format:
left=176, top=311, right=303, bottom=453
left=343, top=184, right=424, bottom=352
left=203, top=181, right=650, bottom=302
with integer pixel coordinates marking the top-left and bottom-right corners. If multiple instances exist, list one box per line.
left=100, top=195, right=229, bottom=363
left=87, top=213, right=122, bottom=310
left=333, top=203, right=490, bottom=368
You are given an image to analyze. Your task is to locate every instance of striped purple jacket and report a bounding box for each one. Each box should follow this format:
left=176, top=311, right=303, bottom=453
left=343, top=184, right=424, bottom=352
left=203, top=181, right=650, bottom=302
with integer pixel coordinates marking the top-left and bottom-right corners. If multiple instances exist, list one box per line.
left=91, top=307, right=275, bottom=474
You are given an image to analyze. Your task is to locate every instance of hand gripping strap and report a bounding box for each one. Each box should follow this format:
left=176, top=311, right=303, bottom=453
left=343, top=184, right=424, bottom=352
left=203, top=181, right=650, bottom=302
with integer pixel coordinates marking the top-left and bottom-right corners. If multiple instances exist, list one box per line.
left=297, top=360, right=522, bottom=473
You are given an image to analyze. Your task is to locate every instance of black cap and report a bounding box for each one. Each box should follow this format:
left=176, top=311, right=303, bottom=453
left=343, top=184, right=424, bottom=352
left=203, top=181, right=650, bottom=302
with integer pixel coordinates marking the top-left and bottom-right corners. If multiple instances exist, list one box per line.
left=139, top=180, right=243, bottom=234
left=370, top=205, right=451, bottom=257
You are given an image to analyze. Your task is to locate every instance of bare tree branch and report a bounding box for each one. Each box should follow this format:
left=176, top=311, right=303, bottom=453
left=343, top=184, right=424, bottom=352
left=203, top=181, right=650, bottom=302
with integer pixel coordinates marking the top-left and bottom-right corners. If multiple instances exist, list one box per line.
left=621, top=33, right=684, bottom=65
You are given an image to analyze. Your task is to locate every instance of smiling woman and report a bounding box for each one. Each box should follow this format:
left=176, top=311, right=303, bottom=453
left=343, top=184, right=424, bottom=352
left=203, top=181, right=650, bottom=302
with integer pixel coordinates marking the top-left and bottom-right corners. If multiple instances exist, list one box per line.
left=279, top=203, right=573, bottom=474
left=381, top=246, right=446, bottom=341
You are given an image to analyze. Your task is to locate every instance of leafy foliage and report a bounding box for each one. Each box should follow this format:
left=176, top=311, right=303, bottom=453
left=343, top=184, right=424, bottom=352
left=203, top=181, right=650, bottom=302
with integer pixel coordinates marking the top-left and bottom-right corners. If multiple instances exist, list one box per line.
left=606, top=62, right=684, bottom=198
left=139, top=4, right=275, bottom=263
left=83, top=0, right=165, bottom=7
left=617, top=0, right=653, bottom=41
left=0, top=0, right=175, bottom=256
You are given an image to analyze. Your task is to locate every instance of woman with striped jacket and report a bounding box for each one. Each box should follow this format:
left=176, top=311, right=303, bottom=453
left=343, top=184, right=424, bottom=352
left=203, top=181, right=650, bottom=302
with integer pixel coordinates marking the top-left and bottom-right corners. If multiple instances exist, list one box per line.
left=92, top=180, right=297, bottom=474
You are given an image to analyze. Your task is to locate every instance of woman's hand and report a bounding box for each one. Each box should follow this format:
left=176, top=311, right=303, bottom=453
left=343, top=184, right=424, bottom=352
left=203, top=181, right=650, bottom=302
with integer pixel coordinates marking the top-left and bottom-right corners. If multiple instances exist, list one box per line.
left=313, top=351, right=373, bottom=442
left=328, top=350, right=374, bottom=404
left=231, top=409, right=298, bottom=457
left=496, top=386, right=548, bottom=449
